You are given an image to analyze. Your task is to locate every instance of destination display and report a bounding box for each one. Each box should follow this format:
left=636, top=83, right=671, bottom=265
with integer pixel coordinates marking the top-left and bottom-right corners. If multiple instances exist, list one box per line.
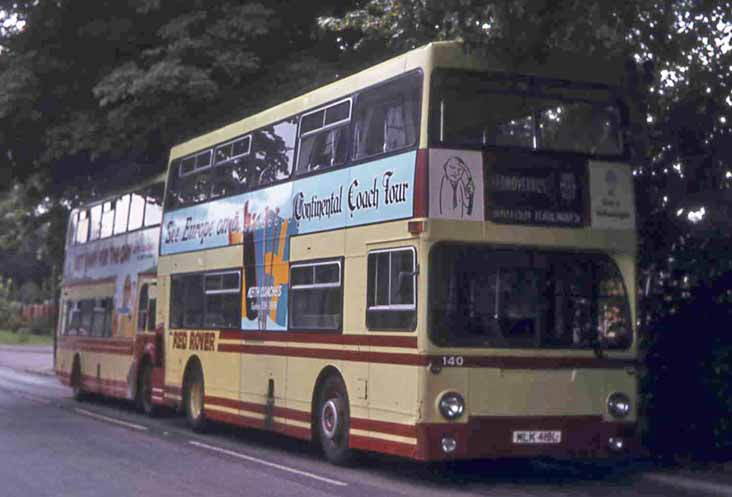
left=485, top=151, right=588, bottom=227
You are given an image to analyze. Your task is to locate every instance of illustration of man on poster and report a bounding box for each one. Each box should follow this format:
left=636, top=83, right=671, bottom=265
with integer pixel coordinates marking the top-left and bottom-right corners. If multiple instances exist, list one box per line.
left=439, top=156, right=476, bottom=218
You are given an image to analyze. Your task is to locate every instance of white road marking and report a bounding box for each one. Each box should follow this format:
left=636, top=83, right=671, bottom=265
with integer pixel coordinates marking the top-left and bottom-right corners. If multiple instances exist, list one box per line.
left=74, top=408, right=148, bottom=431
left=189, top=440, right=348, bottom=487
left=644, top=473, right=732, bottom=496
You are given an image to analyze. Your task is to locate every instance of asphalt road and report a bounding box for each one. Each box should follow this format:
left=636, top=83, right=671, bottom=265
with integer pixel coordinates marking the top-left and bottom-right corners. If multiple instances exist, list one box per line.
left=0, top=348, right=712, bottom=497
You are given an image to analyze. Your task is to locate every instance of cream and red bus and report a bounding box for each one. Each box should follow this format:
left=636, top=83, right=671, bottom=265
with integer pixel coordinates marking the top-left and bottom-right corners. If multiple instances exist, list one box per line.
left=152, top=41, right=638, bottom=463
left=56, top=175, right=164, bottom=414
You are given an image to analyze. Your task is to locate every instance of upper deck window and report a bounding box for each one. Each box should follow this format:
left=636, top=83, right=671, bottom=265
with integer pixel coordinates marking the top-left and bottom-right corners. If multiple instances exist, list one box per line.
left=144, top=184, right=163, bottom=227
left=166, top=117, right=297, bottom=210
left=100, top=201, right=114, bottom=238
left=128, top=192, right=145, bottom=231
left=352, top=72, right=421, bottom=160
left=89, top=204, right=102, bottom=241
left=430, top=70, right=624, bottom=157
left=296, top=99, right=351, bottom=174
left=114, top=194, right=131, bottom=235
left=76, top=210, right=89, bottom=244
left=215, top=135, right=251, bottom=165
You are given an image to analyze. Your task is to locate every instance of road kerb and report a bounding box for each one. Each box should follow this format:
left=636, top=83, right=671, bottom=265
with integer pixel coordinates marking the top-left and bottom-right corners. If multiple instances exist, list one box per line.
left=644, top=472, right=732, bottom=496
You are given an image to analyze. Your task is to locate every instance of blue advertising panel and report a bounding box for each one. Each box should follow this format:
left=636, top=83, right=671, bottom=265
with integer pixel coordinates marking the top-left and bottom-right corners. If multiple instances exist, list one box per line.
left=160, top=150, right=416, bottom=331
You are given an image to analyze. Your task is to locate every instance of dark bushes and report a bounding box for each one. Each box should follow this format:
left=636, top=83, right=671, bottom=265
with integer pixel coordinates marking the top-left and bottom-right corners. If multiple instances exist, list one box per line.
left=642, top=272, right=732, bottom=461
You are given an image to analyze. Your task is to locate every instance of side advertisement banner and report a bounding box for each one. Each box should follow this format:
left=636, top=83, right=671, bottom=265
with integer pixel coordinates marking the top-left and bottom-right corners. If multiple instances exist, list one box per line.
left=62, top=226, right=159, bottom=337
left=160, top=151, right=416, bottom=331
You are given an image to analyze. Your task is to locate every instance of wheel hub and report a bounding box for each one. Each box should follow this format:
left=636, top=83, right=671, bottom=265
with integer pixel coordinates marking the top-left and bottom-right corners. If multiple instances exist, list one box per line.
left=321, top=399, right=339, bottom=439
left=189, top=380, right=203, bottom=419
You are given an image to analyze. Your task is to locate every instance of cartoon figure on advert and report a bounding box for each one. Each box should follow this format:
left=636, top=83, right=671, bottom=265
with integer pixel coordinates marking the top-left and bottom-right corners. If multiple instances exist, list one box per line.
left=439, top=156, right=476, bottom=218
left=112, top=275, right=134, bottom=337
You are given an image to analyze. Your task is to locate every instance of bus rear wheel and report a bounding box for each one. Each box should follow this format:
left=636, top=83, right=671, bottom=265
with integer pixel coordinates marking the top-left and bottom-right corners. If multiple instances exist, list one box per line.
left=137, top=362, right=156, bottom=417
left=316, top=375, right=353, bottom=465
left=184, top=363, right=207, bottom=432
left=71, top=358, right=85, bottom=401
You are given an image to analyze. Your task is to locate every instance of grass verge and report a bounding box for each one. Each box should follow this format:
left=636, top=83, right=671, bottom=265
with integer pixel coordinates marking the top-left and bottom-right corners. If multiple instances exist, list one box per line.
left=0, top=329, right=53, bottom=346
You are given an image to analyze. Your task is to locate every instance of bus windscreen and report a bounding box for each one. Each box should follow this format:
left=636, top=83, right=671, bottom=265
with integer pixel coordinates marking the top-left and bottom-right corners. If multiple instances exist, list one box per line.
left=431, top=69, right=624, bottom=157
left=429, top=244, right=632, bottom=350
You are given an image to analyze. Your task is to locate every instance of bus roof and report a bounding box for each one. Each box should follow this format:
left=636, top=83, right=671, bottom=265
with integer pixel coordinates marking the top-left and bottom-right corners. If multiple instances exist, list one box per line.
left=169, top=41, right=626, bottom=161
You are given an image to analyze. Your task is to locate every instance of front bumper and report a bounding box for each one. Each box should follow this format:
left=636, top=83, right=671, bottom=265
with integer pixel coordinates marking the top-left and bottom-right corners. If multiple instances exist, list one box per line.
left=415, top=416, right=640, bottom=461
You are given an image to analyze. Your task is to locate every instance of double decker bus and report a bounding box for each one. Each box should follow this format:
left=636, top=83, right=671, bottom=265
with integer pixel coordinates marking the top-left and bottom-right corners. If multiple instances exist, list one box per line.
left=153, top=41, right=638, bottom=463
left=56, top=175, right=164, bottom=414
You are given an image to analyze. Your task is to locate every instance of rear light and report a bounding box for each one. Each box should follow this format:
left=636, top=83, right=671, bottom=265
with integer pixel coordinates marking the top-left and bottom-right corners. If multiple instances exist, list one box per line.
left=413, top=149, right=428, bottom=218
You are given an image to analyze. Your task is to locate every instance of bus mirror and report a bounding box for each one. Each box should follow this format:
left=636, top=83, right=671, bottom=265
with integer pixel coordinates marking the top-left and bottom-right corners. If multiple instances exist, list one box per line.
left=398, top=269, right=419, bottom=282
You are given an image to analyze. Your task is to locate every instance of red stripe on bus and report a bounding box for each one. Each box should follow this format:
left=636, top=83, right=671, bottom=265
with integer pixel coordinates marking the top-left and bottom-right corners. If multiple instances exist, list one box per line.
left=58, top=337, right=133, bottom=346
left=61, top=277, right=117, bottom=289
left=165, top=385, right=182, bottom=394
left=204, top=395, right=416, bottom=439
left=349, top=434, right=416, bottom=458
left=59, top=345, right=134, bottom=355
left=205, top=409, right=311, bottom=441
left=350, top=418, right=417, bottom=438
left=215, top=343, right=631, bottom=369
left=217, top=343, right=426, bottom=366
left=205, top=396, right=311, bottom=423
left=80, top=375, right=128, bottom=388
left=58, top=337, right=134, bottom=355
left=434, top=356, right=637, bottom=369
left=216, top=330, right=417, bottom=348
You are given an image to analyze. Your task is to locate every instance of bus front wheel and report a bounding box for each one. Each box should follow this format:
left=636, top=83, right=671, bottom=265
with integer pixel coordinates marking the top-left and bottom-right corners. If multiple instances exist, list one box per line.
left=316, top=375, right=353, bottom=465
left=184, top=363, right=207, bottom=432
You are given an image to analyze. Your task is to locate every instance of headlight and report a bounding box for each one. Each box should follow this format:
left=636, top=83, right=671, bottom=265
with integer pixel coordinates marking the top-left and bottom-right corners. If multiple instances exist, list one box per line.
left=439, top=392, right=465, bottom=420
left=607, top=392, right=631, bottom=419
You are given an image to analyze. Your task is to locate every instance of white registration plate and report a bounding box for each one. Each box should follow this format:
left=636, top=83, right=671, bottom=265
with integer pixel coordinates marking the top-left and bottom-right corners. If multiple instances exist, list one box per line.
left=512, top=430, right=562, bottom=444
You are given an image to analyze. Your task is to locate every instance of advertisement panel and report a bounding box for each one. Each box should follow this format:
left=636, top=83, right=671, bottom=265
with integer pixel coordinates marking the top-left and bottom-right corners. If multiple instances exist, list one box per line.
left=160, top=151, right=416, bottom=331
left=428, top=149, right=485, bottom=221
left=62, top=226, right=159, bottom=337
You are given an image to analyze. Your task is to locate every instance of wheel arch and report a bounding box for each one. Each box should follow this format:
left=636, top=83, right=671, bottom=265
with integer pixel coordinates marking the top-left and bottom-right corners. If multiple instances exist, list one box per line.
left=182, top=355, right=203, bottom=389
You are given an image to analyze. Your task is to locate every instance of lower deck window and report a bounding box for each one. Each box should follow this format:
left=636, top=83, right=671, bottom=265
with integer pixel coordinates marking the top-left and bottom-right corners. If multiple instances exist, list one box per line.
left=367, top=248, right=416, bottom=330
left=64, top=298, right=112, bottom=337
left=170, top=270, right=241, bottom=329
left=289, top=260, right=342, bottom=330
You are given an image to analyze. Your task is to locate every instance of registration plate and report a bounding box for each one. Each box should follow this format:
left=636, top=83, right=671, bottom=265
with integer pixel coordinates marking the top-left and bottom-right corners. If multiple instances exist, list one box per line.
left=512, top=430, right=562, bottom=444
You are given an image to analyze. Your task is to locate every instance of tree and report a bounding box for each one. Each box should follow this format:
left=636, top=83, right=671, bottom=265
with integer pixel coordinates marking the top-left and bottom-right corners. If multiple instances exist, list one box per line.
left=0, top=0, right=357, bottom=297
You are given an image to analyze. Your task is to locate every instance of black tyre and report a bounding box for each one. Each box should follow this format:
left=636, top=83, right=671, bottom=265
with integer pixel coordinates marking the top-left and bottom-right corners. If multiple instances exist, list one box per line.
left=71, top=358, right=85, bottom=401
left=184, top=363, right=207, bottom=432
left=137, top=361, right=156, bottom=417
left=316, top=375, right=353, bottom=465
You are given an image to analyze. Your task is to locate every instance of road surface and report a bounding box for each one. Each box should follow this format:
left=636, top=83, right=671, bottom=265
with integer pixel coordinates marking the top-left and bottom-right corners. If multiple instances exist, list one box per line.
left=0, top=346, right=722, bottom=497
